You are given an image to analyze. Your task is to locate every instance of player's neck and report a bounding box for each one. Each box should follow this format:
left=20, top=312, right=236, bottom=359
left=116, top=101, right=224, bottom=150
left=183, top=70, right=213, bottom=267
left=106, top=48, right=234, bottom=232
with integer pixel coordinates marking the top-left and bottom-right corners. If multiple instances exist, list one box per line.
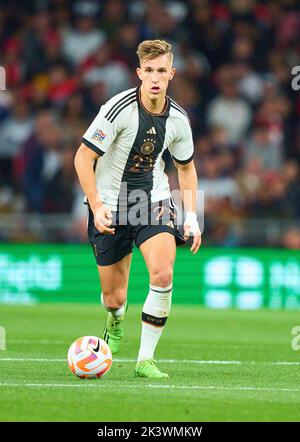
left=139, top=87, right=166, bottom=115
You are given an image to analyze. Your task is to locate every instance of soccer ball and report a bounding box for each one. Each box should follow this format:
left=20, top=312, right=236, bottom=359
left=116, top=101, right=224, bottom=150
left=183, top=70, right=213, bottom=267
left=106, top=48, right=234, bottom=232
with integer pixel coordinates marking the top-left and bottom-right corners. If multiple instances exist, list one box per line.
left=68, top=336, right=112, bottom=379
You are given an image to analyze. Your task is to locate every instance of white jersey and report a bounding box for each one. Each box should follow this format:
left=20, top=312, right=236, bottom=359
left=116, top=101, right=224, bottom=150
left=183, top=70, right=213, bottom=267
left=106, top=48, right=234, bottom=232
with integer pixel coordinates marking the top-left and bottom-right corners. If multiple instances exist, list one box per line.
left=82, top=86, right=194, bottom=211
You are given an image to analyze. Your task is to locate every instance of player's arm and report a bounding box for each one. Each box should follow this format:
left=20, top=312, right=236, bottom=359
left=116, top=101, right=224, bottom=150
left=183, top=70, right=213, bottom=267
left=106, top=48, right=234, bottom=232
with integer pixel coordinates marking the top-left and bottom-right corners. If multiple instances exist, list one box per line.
left=74, top=143, right=115, bottom=235
left=168, top=116, right=201, bottom=254
left=173, top=159, right=201, bottom=254
left=74, top=98, right=121, bottom=234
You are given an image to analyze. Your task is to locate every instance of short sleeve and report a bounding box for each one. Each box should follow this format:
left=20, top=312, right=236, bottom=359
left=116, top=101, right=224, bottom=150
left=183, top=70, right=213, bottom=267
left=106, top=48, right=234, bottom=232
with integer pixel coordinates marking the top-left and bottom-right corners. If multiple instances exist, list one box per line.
left=168, top=118, right=194, bottom=165
left=81, top=104, right=118, bottom=156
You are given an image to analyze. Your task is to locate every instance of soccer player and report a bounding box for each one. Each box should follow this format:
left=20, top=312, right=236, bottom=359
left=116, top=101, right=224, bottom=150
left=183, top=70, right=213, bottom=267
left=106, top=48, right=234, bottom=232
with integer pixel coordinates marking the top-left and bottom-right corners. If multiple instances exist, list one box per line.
left=74, top=40, right=201, bottom=378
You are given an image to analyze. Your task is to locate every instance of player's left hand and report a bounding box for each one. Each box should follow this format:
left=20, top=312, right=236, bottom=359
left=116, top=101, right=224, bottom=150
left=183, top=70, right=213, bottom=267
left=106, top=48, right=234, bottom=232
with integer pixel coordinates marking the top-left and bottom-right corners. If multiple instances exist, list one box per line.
left=184, top=212, right=202, bottom=254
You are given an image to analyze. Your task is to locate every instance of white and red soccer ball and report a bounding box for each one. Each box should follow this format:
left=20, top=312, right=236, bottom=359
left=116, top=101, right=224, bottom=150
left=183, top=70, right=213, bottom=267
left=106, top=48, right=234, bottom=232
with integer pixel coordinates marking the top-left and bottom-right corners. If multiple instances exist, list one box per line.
left=68, top=336, right=112, bottom=378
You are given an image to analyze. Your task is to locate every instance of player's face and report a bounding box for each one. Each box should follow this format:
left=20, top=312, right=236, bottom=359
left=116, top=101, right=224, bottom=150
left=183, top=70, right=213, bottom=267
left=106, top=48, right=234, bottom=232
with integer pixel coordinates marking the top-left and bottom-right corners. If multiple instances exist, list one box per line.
left=137, top=54, right=175, bottom=100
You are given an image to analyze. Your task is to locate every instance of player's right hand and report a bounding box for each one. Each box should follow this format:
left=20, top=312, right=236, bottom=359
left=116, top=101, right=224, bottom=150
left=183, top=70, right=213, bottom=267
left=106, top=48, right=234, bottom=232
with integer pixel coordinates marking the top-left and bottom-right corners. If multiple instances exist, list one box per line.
left=92, top=203, right=115, bottom=235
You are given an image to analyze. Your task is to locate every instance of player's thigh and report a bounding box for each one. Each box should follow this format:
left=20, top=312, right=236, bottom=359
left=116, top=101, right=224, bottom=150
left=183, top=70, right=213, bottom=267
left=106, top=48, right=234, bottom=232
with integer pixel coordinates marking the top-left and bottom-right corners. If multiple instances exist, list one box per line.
left=139, top=232, right=176, bottom=286
left=97, top=253, right=132, bottom=299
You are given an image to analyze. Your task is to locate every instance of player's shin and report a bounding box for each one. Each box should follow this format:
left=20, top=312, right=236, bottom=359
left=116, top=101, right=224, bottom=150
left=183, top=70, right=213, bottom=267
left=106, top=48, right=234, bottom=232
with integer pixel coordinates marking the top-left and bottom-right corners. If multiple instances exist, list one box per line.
left=137, top=283, right=172, bottom=362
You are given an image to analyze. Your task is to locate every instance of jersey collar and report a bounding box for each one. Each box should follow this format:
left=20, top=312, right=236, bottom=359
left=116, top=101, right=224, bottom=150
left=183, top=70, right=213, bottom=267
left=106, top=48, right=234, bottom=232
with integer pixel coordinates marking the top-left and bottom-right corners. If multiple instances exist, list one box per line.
left=137, top=86, right=170, bottom=116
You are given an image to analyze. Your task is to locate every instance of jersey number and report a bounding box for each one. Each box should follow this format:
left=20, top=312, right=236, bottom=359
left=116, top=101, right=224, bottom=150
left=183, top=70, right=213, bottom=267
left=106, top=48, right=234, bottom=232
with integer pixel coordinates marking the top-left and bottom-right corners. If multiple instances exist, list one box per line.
left=129, top=155, right=154, bottom=173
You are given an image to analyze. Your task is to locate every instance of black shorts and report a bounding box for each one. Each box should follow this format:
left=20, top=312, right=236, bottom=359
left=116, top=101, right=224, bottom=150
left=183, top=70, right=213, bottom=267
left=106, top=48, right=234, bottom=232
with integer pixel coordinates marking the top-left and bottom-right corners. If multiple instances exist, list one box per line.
left=87, top=198, right=185, bottom=266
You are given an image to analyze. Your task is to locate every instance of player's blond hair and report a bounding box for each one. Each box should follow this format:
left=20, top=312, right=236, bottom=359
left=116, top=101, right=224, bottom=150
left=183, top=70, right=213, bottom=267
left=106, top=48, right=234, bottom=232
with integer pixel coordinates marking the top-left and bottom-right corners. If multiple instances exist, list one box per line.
left=136, top=40, right=173, bottom=65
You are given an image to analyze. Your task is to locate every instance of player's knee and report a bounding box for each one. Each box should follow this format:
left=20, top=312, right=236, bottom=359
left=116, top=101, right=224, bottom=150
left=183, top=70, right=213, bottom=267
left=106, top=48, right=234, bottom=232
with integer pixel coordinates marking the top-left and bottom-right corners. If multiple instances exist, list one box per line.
left=102, top=288, right=126, bottom=309
left=150, top=267, right=173, bottom=288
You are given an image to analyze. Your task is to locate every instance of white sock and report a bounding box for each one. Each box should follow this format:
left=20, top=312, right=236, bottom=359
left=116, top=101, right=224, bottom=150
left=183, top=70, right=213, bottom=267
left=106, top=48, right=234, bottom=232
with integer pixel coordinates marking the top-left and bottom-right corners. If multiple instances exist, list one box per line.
left=137, top=283, right=172, bottom=362
left=100, top=292, right=126, bottom=319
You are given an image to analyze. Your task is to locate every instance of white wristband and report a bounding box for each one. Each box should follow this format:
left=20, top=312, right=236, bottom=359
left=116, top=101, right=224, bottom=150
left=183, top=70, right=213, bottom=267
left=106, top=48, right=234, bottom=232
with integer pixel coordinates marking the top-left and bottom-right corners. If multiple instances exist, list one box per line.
left=184, top=212, right=200, bottom=235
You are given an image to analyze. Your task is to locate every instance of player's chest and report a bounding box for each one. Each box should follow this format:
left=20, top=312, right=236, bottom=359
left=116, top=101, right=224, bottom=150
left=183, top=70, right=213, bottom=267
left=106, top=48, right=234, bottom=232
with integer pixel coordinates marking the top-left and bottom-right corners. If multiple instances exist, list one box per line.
left=119, top=111, right=176, bottom=155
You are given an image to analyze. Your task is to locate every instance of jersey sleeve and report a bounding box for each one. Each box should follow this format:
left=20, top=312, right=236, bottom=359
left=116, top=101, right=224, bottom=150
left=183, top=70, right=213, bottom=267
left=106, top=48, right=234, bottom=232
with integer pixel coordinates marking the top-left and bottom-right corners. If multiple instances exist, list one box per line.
left=168, top=117, right=194, bottom=165
left=81, top=104, right=118, bottom=156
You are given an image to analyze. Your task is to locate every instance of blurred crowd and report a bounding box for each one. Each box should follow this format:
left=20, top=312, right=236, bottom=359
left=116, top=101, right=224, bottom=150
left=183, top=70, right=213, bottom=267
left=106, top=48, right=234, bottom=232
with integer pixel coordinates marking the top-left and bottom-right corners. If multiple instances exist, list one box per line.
left=0, top=0, right=300, bottom=247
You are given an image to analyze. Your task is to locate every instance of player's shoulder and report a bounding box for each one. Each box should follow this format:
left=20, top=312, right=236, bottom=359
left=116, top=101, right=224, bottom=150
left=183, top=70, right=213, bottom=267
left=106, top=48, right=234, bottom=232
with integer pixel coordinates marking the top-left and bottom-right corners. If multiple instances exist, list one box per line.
left=102, top=87, right=138, bottom=123
left=168, top=96, right=191, bottom=126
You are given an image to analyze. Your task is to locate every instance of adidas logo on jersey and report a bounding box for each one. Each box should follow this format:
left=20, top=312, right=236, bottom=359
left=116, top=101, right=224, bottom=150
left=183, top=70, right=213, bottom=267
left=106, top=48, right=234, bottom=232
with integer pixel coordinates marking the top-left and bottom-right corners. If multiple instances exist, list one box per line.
left=146, top=127, right=156, bottom=135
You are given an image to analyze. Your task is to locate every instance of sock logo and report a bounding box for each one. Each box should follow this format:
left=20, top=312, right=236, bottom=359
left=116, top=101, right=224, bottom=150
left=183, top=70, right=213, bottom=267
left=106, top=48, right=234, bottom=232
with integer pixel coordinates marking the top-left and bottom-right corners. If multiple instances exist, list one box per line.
left=142, top=312, right=167, bottom=327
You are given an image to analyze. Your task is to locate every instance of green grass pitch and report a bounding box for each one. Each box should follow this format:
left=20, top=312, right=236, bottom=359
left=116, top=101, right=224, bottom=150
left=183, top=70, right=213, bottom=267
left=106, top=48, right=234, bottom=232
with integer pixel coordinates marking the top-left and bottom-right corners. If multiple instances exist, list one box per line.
left=1, top=303, right=300, bottom=422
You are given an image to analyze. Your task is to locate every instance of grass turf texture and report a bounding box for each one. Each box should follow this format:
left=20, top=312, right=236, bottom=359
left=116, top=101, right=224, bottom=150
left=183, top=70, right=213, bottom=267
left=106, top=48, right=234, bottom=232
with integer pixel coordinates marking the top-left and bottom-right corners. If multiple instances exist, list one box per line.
left=1, top=304, right=300, bottom=422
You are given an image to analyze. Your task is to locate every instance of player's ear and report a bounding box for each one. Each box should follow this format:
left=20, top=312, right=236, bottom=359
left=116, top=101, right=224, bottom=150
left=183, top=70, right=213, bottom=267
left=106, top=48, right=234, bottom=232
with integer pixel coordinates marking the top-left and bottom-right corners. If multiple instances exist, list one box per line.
left=136, top=67, right=142, bottom=80
left=170, top=67, right=176, bottom=80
